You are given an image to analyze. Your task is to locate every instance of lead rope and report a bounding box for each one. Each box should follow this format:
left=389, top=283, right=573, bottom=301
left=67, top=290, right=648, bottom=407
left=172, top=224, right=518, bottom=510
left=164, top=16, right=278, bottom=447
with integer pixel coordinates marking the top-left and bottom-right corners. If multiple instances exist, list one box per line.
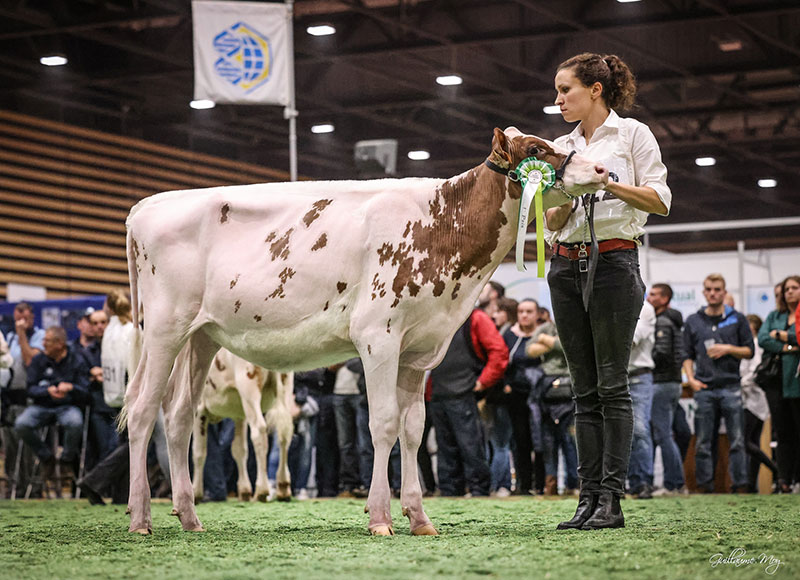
left=579, top=193, right=599, bottom=311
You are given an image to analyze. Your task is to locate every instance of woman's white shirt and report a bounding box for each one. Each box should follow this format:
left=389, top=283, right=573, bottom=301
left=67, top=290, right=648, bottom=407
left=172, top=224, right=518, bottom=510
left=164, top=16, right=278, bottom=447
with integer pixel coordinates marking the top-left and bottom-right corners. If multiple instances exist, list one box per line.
left=545, top=109, right=671, bottom=245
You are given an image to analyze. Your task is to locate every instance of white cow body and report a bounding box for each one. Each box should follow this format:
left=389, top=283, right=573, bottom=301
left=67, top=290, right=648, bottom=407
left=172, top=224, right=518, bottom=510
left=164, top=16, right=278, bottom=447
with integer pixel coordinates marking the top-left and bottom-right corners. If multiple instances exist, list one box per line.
left=123, top=128, right=608, bottom=535
left=191, top=349, right=294, bottom=504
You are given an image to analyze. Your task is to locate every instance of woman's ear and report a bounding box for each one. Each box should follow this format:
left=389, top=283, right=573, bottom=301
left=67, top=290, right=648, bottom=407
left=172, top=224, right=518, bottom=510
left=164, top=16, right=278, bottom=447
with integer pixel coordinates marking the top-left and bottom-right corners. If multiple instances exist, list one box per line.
left=591, top=81, right=603, bottom=100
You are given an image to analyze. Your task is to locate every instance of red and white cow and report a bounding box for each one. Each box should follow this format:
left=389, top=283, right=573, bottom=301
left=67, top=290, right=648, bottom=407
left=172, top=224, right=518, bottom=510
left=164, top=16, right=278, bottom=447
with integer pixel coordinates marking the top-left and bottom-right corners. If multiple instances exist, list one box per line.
left=192, top=349, right=294, bottom=504
left=122, top=127, right=608, bottom=536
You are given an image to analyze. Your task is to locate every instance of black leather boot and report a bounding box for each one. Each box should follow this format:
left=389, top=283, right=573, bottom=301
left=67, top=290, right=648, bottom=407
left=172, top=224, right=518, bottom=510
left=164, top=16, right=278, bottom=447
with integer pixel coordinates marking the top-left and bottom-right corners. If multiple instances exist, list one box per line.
left=556, top=490, right=599, bottom=530
left=581, top=490, right=624, bottom=529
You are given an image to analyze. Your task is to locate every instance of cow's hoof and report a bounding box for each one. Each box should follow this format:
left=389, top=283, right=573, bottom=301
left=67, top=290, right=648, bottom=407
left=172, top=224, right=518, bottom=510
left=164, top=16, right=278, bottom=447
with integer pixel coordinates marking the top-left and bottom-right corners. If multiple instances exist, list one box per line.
left=240, top=492, right=252, bottom=502
left=125, top=506, right=131, bottom=515
left=276, top=494, right=292, bottom=503
left=185, top=526, right=205, bottom=532
left=131, top=527, right=152, bottom=535
left=170, top=508, right=179, bottom=516
left=255, top=492, right=268, bottom=503
left=369, top=525, right=394, bottom=536
left=411, top=524, right=439, bottom=536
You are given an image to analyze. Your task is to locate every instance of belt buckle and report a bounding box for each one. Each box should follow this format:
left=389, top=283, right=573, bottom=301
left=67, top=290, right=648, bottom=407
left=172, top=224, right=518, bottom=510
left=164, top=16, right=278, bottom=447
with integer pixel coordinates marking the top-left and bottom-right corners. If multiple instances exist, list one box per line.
left=578, top=243, right=588, bottom=273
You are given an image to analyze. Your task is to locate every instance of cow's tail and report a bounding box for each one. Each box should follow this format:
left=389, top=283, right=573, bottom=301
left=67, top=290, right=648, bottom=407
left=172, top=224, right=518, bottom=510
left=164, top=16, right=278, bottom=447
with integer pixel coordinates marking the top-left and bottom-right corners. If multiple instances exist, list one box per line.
left=118, top=227, right=143, bottom=432
left=126, top=226, right=140, bottom=329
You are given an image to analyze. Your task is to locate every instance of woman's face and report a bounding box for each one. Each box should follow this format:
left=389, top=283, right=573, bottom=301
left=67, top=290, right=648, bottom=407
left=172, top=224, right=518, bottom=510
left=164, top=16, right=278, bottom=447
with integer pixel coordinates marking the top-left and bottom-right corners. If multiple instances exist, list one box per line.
left=784, top=278, right=800, bottom=306
left=554, top=67, right=597, bottom=123
left=492, top=309, right=509, bottom=329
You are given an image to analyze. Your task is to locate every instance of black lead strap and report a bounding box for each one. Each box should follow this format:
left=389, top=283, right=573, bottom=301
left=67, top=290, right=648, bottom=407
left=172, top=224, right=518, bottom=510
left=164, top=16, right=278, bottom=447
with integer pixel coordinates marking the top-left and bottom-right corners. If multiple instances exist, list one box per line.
left=580, top=193, right=599, bottom=312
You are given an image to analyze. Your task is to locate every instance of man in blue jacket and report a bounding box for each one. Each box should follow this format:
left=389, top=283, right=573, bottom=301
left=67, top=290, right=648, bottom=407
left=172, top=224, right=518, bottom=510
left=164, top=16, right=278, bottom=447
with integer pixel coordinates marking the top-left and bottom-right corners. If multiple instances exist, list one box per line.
left=14, top=326, right=89, bottom=483
left=682, top=274, right=753, bottom=493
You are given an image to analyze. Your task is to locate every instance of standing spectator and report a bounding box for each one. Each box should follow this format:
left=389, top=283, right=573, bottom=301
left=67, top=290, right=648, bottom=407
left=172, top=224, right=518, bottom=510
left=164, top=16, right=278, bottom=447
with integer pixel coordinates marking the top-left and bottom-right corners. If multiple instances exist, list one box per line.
left=536, top=307, right=552, bottom=326
left=683, top=273, right=753, bottom=493
left=527, top=318, right=578, bottom=495
left=477, top=281, right=505, bottom=319
left=492, top=297, right=519, bottom=335
left=740, top=314, right=778, bottom=493
left=545, top=52, right=671, bottom=530
left=14, top=326, right=89, bottom=486
left=647, top=283, right=687, bottom=496
left=333, top=361, right=370, bottom=497
left=758, top=275, right=800, bottom=493
left=85, top=309, right=118, bottom=465
left=305, top=366, right=339, bottom=497
left=430, top=308, right=507, bottom=497
left=501, top=299, right=540, bottom=495
left=627, top=301, right=657, bottom=499
left=2, top=302, right=45, bottom=496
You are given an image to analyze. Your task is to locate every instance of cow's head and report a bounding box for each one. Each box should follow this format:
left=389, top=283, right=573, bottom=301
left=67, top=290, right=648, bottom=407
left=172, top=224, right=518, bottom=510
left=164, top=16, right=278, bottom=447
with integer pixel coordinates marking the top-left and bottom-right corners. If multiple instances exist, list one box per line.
left=490, top=126, right=608, bottom=200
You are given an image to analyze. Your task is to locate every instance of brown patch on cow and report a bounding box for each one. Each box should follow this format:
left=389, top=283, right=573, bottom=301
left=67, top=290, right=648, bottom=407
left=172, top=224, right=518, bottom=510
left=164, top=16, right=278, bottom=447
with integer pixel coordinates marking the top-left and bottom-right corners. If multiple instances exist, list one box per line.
left=337, top=281, right=347, bottom=294
left=143, top=252, right=148, bottom=261
left=246, top=368, right=258, bottom=380
left=367, top=344, right=372, bottom=355
left=214, top=358, right=226, bottom=372
left=267, top=267, right=296, bottom=300
left=234, top=300, right=242, bottom=313
left=208, top=378, right=218, bottom=391
left=254, top=314, right=262, bottom=322
left=374, top=168, right=507, bottom=307
left=311, top=233, right=328, bottom=251
left=151, top=264, right=156, bottom=275
left=402, top=221, right=412, bottom=238
left=265, top=231, right=277, bottom=243
left=386, top=319, right=391, bottom=334
left=371, top=273, right=387, bottom=300
left=341, top=305, right=346, bottom=312
left=230, top=274, right=240, bottom=289
left=451, top=282, right=461, bottom=300
left=131, top=238, right=142, bottom=273
left=269, top=228, right=293, bottom=261
left=302, top=199, right=333, bottom=228
left=200, top=415, right=208, bottom=436
left=323, top=301, right=329, bottom=311
left=220, top=203, right=230, bottom=224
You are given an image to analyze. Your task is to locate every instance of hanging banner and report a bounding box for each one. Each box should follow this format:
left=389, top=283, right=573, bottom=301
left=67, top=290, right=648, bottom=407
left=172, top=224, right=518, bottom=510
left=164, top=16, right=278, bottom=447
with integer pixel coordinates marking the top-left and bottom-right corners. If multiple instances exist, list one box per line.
left=192, top=0, right=289, bottom=105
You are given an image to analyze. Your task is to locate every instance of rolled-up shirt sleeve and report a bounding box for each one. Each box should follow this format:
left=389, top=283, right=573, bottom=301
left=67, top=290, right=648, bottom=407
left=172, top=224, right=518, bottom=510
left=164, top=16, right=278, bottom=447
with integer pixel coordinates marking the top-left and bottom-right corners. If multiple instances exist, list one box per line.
left=631, top=123, right=671, bottom=216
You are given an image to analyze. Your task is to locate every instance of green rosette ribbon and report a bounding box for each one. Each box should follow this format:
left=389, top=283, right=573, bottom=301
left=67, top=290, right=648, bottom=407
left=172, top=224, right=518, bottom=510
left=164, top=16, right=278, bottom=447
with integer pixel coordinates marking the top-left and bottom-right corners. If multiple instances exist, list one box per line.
left=514, top=157, right=556, bottom=276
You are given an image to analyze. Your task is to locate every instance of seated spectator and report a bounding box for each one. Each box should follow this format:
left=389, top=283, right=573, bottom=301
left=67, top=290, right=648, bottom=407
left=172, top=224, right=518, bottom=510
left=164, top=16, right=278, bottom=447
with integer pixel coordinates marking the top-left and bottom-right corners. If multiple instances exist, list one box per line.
left=14, top=326, right=89, bottom=485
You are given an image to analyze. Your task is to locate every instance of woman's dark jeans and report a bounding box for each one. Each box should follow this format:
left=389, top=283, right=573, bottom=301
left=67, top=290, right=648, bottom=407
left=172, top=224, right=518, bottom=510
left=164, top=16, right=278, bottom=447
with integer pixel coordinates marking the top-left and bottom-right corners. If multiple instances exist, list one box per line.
left=548, top=248, right=645, bottom=496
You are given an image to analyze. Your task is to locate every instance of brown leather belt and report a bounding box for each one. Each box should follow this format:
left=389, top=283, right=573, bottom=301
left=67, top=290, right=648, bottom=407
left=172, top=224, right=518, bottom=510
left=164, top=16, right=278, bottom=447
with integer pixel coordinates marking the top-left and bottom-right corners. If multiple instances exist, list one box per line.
left=554, top=238, right=637, bottom=260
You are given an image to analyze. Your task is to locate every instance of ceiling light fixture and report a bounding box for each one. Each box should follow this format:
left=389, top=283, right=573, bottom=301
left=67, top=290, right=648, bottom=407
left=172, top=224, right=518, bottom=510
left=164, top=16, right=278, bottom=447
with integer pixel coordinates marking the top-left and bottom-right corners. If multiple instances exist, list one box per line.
left=694, top=157, right=716, bottom=167
left=758, top=179, right=777, bottom=188
left=307, top=25, right=335, bottom=36
left=311, top=123, right=335, bottom=134
left=40, top=55, right=68, bottom=66
left=436, top=75, right=462, bottom=86
left=616, top=0, right=641, bottom=3
left=543, top=105, right=561, bottom=115
left=190, top=99, right=215, bottom=110
left=408, top=150, right=430, bottom=161
left=718, top=39, right=743, bottom=52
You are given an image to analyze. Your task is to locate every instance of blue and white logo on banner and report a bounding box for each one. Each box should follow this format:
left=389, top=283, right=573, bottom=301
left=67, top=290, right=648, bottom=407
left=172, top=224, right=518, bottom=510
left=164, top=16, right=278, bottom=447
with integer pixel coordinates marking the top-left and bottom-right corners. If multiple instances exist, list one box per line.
left=193, top=1, right=289, bottom=105
left=212, top=22, right=272, bottom=93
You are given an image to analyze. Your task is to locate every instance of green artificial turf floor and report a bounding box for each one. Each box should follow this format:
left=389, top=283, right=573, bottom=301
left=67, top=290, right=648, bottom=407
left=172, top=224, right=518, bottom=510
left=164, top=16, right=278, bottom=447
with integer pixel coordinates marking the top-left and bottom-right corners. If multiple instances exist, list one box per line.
left=1, top=495, right=797, bottom=579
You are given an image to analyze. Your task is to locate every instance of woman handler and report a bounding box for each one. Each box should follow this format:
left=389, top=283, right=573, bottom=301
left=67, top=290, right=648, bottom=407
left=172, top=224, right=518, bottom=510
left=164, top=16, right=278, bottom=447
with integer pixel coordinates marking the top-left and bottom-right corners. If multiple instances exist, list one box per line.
left=544, top=53, right=671, bottom=529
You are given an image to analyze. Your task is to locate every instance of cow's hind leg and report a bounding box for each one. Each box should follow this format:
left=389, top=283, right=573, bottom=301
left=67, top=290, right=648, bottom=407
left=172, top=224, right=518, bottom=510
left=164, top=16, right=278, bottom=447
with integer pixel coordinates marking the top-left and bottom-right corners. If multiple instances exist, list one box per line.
left=127, top=348, right=175, bottom=534
left=272, top=373, right=294, bottom=501
left=362, top=354, right=401, bottom=536
left=397, top=366, right=437, bottom=536
left=230, top=419, right=252, bottom=501
left=237, top=364, right=271, bottom=502
left=164, top=331, right=219, bottom=531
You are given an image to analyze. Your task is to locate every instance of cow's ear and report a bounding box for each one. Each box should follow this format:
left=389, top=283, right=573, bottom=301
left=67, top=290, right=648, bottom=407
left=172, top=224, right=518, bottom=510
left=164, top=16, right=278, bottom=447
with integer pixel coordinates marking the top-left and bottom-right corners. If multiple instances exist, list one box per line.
left=492, top=127, right=512, bottom=162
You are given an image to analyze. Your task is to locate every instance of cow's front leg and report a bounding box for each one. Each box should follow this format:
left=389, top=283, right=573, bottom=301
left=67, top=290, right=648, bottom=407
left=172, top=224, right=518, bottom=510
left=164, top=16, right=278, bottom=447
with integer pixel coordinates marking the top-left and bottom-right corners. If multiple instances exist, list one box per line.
left=363, top=355, right=400, bottom=536
left=191, top=412, right=209, bottom=504
left=396, top=366, right=437, bottom=535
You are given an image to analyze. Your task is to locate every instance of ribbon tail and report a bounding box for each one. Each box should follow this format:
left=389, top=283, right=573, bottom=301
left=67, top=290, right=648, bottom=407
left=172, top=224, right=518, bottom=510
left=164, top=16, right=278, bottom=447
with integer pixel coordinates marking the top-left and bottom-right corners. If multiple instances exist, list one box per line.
left=515, top=181, right=537, bottom=272
left=534, top=184, right=545, bottom=278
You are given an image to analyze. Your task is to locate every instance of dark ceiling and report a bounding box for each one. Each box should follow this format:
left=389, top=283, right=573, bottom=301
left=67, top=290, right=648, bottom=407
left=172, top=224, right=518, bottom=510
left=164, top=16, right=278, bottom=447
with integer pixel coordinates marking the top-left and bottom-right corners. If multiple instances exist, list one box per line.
left=1, top=0, right=799, bottom=253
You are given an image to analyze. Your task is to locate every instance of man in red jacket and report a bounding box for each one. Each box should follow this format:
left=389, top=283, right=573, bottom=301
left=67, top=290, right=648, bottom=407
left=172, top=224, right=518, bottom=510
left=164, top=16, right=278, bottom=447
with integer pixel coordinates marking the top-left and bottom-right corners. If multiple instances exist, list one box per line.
left=430, top=308, right=508, bottom=496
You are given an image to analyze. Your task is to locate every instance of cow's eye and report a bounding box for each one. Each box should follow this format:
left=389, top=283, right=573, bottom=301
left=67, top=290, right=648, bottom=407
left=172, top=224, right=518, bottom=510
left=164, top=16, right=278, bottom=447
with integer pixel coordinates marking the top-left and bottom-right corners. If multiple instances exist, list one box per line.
left=528, top=147, right=540, bottom=156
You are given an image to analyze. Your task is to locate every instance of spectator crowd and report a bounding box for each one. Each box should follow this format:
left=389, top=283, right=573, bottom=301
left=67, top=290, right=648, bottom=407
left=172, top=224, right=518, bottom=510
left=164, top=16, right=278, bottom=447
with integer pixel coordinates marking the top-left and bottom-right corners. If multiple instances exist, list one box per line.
left=1, top=273, right=798, bottom=502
